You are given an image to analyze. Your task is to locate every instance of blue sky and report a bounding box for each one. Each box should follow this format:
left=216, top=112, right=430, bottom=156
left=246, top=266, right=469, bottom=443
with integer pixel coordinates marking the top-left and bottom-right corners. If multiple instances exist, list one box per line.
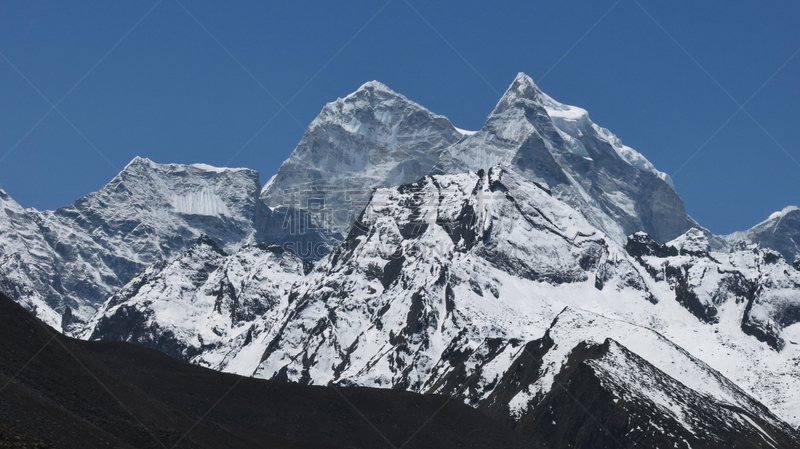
left=1, top=0, right=798, bottom=234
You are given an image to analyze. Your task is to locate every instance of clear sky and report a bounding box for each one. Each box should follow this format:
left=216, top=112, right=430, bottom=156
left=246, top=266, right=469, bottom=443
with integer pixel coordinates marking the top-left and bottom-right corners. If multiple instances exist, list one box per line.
left=1, top=0, right=798, bottom=234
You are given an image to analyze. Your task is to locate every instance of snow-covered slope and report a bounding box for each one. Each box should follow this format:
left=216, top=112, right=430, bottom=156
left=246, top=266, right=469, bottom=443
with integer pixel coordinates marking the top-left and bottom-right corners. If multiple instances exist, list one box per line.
left=260, top=80, right=464, bottom=234
left=622, top=229, right=800, bottom=425
left=0, top=188, right=64, bottom=328
left=83, top=235, right=306, bottom=369
left=630, top=228, right=800, bottom=351
left=436, top=73, right=694, bottom=244
left=90, top=166, right=800, bottom=437
left=465, top=307, right=800, bottom=448
left=0, top=158, right=271, bottom=332
left=248, top=167, right=622, bottom=385
left=5, top=73, right=800, bottom=446
left=242, top=168, right=800, bottom=428
left=726, top=206, right=800, bottom=265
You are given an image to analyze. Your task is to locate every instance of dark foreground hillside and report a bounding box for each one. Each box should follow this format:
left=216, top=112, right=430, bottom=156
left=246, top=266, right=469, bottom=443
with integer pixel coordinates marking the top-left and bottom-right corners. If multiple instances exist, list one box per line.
left=0, top=291, right=537, bottom=449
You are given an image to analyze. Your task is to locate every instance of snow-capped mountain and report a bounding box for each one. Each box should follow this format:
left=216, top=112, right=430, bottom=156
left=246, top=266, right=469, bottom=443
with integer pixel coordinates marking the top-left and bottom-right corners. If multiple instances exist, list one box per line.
left=82, top=236, right=307, bottom=369
left=629, top=228, right=800, bottom=352
left=0, top=187, right=65, bottom=328
left=4, top=73, right=800, bottom=447
left=726, top=206, right=800, bottom=266
left=0, top=158, right=271, bottom=332
left=86, top=167, right=800, bottom=438
left=436, top=73, right=694, bottom=244
left=458, top=307, right=800, bottom=448
left=261, top=80, right=465, bottom=233
left=243, top=167, right=800, bottom=429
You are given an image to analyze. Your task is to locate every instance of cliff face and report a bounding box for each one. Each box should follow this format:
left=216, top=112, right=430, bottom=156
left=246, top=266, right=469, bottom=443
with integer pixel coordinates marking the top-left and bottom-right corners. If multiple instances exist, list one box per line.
left=0, top=158, right=268, bottom=331
left=4, top=73, right=800, bottom=447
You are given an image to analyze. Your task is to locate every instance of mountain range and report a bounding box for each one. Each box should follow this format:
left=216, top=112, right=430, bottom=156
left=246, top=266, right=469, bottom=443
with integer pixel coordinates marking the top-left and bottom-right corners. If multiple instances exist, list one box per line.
left=2, top=73, right=799, bottom=448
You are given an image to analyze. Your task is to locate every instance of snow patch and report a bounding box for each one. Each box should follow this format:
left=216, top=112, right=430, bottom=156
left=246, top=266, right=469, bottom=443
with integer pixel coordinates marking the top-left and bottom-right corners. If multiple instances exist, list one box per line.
left=767, top=205, right=799, bottom=222
left=455, top=127, right=478, bottom=136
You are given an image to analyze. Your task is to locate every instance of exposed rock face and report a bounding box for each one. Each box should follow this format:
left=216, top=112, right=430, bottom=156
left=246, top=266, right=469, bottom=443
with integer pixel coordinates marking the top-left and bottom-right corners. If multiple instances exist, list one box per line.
left=628, top=228, right=800, bottom=351
left=87, top=167, right=800, bottom=440
left=83, top=235, right=306, bottom=369
left=0, top=188, right=64, bottom=328
left=261, top=80, right=464, bottom=233
left=4, top=73, right=800, bottom=447
left=460, top=308, right=800, bottom=449
left=0, top=158, right=270, bottom=331
left=436, top=73, right=694, bottom=243
left=727, top=206, right=800, bottom=264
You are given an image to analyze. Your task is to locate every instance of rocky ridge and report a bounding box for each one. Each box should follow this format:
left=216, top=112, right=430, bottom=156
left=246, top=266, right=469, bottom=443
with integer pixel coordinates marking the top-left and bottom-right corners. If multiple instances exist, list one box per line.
left=3, top=73, right=800, bottom=446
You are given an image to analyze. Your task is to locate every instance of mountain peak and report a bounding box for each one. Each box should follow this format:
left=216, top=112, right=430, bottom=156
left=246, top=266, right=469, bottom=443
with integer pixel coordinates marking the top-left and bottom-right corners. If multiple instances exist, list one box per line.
left=489, top=72, right=544, bottom=117
left=354, top=80, right=396, bottom=95
left=310, top=80, right=423, bottom=129
left=508, top=72, right=542, bottom=98
left=335, top=80, right=406, bottom=107
left=124, top=155, right=154, bottom=169
left=266, top=78, right=461, bottom=218
left=513, top=71, right=538, bottom=89
left=766, top=205, right=800, bottom=222
left=728, top=204, right=800, bottom=263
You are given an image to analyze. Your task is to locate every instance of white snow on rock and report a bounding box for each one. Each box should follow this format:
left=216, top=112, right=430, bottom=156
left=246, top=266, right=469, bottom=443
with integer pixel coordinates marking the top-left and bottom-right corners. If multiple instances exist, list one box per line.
left=0, top=157, right=269, bottom=332
left=120, top=166, right=797, bottom=429
left=435, top=72, right=691, bottom=244
left=3, top=73, right=800, bottom=441
left=83, top=237, right=305, bottom=371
